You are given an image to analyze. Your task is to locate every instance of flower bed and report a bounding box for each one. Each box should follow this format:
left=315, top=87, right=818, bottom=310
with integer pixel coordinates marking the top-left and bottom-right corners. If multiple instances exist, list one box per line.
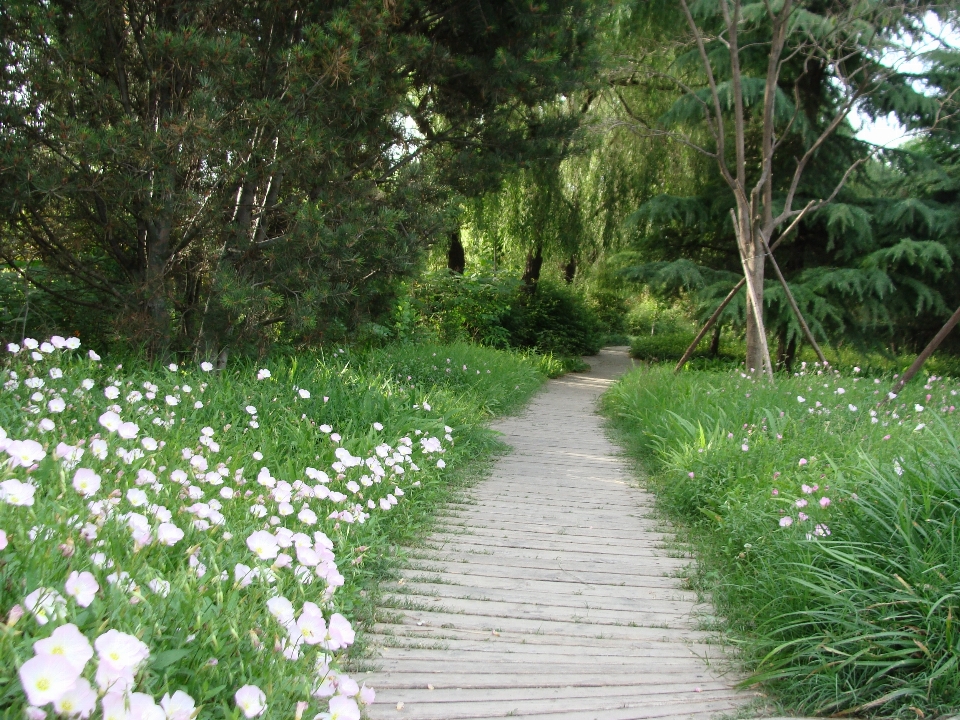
left=1, top=338, right=545, bottom=719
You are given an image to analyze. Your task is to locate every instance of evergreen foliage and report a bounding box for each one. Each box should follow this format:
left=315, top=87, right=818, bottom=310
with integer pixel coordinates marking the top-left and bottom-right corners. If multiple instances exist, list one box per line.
left=0, top=0, right=600, bottom=356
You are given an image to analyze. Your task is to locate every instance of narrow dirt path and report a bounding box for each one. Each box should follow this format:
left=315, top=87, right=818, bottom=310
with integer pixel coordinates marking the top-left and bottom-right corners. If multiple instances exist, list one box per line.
left=359, top=348, right=749, bottom=720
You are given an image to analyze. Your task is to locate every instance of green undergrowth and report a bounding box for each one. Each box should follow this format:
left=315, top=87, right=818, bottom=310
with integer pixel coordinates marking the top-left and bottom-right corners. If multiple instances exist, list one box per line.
left=0, top=339, right=546, bottom=718
left=603, top=365, right=960, bottom=718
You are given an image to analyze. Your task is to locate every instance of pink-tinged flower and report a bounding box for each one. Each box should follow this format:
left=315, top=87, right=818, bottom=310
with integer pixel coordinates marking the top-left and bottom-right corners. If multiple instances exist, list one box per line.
left=325, top=695, right=361, bottom=720
left=101, top=691, right=133, bottom=720
left=436, top=459, right=445, bottom=469
left=95, top=629, right=150, bottom=670
left=156, top=522, right=184, bottom=546
left=358, top=684, right=376, bottom=705
left=297, top=608, right=327, bottom=645
left=798, top=458, right=808, bottom=466
left=0, top=478, right=37, bottom=506
left=819, top=497, right=831, bottom=508
left=34, top=623, right=94, bottom=671
left=296, top=545, right=321, bottom=567
left=687, top=472, right=695, bottom=479
left=779, top=516, right=793, bottom=527
left=117, top=422, right=139, bottom=440
left=771, top=488, right=779, bottom=496
left=6, top=439, right=46, bottom=468
left=128, top=692, right=166, bottom=720
left=882, top=434, right=891, bottom=440
left=65, top=571, right=99, bottom=608
left=267, top=596, right=295, bottom=625
left=798, top=511, right=809, bottom=522
left=235, top=564, right=255, bottom=588
left=257, top=369, right=271, bottom=380
left=795, top=498, right=808, bottom=508
left=98, top=411, right=122, bottom=433
left=325, top=613, right=355, bottom=650
left=161, top=691, right=196, bottom=720
left=72, top=469, right=101, bottom=498
left=18, top=654, right=81, bottom=706
left=814, top=524, right=831, bottom=536
left=235, top=685, right=267, bottom=718
left=246, top=531, right=279, bottom=560
left=25, top=588, right=67, bottom=625
left=0, top=529, right=7, bottom=550
left=53, top=677, right=97, bottom=718
left=801, top=484, right=813, bottom=494
left=298, top=389, right=311, bottom=399
left=337, top=677, right=360, bottom=697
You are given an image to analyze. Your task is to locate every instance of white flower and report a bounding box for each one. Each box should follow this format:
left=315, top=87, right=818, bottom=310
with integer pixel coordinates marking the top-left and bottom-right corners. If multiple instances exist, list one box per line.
left=72, top=468, right=102, bottom=497
left=246, top=530, right=279, bottom=559
left=33, top=622, right=94, bottom=671
left=24, top=587, right=67, bottom=625
left=48, top=397, right=66, bottom=413
left=167, top=363, right=178, bottom=371
left=157, top=522, right=184, bottom=546
left=64, top=571, right=99, bottom=608
left=797, top=396, right=805, bottom=403
left=98, top=411, right=122, bottom=432
left=848, top=404, right=857, bottom=412
left=88, top=350, right=101, bottom=361
left=161, top=691, right=196, bottom=720
left=235, top=685, right=267, bottom=718
left=104, top=386, right=120, bottom=400
left=126, top=488, right=148, bottom=507
left=18, top=654, right=81, bottom=707
left=201, top=362, right=214, bottom=372
left=38, top=418, right=56, bottom=433
left=148, top=578, right=171, bottom=597
left=1, top=479, right=37, bottom=506
left=95, top=629, right=150, bottom=670
left=165, top=395, right=179, bottom=406
left=915, top=404, right=924, bottom=412
left=141, top=437, right=158, bottom=451
left=6, top=439, right=47, bottom=467
left=245, top=405, right=257, bottom=415
left=53, top=677, right=97, bottom=717
left=298, top=388, right=311, bottom=399
left=257, top=369, right=271, bottom=380
left=7, top=343, right=20, bottom=353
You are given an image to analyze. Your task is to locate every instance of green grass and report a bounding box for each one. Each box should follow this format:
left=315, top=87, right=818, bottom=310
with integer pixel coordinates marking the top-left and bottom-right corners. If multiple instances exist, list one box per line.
left=603, top=364, right=960, bottom=718
left=0, top=339, right=547, bottom=718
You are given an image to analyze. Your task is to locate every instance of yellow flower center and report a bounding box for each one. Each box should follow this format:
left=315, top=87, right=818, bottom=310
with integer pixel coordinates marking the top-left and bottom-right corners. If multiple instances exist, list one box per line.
left=36, top=678, right=50, bottom=691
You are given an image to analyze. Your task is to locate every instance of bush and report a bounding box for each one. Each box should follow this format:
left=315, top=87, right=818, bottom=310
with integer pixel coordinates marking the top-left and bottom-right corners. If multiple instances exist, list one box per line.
left=411, top=273, right=605, bottom=357
left=503, top=280, right=604, bottom=356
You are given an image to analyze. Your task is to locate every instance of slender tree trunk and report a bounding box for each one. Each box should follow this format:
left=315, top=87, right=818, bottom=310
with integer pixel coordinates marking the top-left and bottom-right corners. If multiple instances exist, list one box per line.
left=447, top=229, right=465, bottom=274
left=521, top=243, right=544, bottom=288
left=733, top=210, right=773, bottom=378
left=889, top=304, right=960, bottom=398
left=709, top=324, right=721, bottom=357
left=563, top=255, right=576, bottom=283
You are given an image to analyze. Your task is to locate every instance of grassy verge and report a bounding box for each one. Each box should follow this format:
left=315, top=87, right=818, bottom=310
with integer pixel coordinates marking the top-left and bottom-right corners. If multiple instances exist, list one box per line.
left=603, top=364, right=960, bottom=718
left=0, top=338, right=546, bottom=719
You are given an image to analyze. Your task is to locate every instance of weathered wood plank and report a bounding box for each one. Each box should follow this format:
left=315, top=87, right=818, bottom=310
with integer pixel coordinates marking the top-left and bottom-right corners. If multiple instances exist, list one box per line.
left=361, top=349, right=747, bottom=720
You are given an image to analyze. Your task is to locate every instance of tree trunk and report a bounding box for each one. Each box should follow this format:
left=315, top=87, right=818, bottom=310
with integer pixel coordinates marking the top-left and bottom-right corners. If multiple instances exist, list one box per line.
left=709, top=323, right=721, bottom=357
left=521, top=243, right=543, bottom=288
left=447, top=230, right=465, bottom=274
left=563, top=255, right=576, bottom=283
left=733, top=210, right=773, bottom=378
left=776, top=329, right=798, bottom=372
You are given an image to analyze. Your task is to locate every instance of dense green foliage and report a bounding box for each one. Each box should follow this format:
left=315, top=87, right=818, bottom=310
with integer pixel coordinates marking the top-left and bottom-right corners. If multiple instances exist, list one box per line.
left=0, top=339, right=547, bottom=717
left=0, top=0, right=599, bottom=356
left=604, top=365, right=960, bottom=717
left=409, top=271, right=605, bottom=357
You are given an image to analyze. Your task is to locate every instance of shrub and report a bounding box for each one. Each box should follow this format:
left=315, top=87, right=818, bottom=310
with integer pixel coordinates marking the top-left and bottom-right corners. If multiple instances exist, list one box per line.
left=503, top=280, right=604, bottom=356
left=411, top=273, right=605, bottom=357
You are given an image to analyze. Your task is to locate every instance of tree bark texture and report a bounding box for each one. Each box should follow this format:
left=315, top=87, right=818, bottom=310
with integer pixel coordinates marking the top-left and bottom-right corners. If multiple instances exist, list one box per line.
left=447, top=230, right=465, bottom=274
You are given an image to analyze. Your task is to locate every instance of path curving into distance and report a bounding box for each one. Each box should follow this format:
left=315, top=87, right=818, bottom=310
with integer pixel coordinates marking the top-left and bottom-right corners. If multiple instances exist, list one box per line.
left=358, top=348, right=750, bottom=720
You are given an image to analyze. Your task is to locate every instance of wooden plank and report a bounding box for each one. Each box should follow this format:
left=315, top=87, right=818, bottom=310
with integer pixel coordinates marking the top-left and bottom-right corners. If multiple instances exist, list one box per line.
left=360, top=349, right=746, bottom=719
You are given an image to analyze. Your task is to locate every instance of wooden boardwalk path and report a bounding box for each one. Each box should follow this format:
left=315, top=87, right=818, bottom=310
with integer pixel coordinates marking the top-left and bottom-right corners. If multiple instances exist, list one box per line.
left=359, top=348, right=750, bottom=720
